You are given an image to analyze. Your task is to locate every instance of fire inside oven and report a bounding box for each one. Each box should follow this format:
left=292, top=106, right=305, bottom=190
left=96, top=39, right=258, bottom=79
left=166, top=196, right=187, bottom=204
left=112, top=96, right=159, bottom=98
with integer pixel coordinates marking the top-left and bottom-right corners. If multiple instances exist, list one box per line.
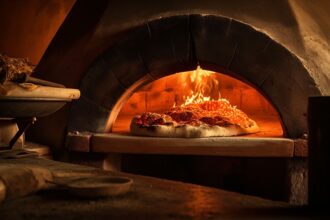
left=112, top=66, right=283, bottom=137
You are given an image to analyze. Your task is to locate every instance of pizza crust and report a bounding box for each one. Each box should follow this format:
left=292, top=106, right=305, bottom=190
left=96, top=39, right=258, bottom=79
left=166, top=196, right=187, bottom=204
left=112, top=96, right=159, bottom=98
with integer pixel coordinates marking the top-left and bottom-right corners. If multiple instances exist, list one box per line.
left=130, top=119, right=260, bottom=138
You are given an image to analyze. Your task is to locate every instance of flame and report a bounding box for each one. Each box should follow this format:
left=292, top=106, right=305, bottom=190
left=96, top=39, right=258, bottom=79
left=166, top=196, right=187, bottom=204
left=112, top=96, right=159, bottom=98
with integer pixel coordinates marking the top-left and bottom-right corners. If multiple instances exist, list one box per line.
left=175, top=66, right=222, bottom=107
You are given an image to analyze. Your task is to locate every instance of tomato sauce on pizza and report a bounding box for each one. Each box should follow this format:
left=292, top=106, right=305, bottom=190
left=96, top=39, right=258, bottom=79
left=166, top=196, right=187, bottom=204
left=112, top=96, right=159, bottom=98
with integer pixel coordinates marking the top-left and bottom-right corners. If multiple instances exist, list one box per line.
left=130, top=99, right=259, bottom=137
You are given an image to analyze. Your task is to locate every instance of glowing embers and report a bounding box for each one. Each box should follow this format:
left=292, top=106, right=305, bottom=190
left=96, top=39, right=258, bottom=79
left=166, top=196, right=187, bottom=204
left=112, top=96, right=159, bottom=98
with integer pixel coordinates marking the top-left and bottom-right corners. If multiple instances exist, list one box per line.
left=113, top=68, right=283, bottom=137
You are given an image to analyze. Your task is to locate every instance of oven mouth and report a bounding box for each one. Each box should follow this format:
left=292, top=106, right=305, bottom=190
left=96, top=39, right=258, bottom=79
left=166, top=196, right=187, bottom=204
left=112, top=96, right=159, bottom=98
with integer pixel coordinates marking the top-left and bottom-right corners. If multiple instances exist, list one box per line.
left=110, top=67, right=284, bottom=139
left=66, top=67, right=304, bottom=158
left=62, top=14, right=314, bottom=158
left=66, top=14, right=319, bottom=139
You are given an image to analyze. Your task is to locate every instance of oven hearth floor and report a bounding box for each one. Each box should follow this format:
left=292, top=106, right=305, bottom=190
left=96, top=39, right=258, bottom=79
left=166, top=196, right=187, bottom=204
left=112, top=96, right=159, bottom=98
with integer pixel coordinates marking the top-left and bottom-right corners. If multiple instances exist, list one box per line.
left=92, top=133, right=294, bottom=157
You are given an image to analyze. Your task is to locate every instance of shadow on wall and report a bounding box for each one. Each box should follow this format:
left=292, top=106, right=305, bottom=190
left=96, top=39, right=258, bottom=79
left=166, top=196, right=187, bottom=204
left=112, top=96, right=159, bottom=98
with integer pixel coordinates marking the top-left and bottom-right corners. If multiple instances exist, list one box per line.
left=0, top=0, right=76, bottom=64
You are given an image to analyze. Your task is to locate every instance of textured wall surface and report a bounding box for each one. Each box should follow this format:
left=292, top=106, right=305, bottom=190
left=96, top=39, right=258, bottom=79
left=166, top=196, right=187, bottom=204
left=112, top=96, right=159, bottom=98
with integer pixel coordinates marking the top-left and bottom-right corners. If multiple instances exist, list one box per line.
left=0, top=0, right=75, bottom=64
left=0, top=0, right=75, bottom=150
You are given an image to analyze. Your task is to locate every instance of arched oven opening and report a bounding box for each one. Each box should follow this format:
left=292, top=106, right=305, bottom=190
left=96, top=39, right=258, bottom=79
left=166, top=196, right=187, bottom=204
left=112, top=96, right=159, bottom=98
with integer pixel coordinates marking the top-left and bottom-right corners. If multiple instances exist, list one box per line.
left=65, top=15, right=319, bottom=141
left=111, top=67, right=284, bottom=138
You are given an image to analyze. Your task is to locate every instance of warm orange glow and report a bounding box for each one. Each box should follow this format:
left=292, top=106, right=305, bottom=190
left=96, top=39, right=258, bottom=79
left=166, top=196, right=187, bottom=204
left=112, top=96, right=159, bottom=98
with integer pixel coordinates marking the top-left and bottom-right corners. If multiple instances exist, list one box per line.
left=176, top=66, right=221, bottom=106
left=112, top=68, right=284, bottom=137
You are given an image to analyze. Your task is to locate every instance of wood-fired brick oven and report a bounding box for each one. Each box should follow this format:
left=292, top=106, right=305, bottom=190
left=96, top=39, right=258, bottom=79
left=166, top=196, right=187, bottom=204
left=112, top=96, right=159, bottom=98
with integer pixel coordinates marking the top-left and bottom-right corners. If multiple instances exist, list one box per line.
left=33, top=3, right=322, bottom=135
left=27, top=0, right=329, bottom=204
left=67, top=13, right=320, bottom=138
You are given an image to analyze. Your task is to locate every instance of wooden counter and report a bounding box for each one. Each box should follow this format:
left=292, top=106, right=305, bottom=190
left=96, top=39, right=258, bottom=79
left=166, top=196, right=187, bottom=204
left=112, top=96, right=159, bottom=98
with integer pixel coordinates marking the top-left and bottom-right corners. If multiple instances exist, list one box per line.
left=0, top=158, right=322, bottom=219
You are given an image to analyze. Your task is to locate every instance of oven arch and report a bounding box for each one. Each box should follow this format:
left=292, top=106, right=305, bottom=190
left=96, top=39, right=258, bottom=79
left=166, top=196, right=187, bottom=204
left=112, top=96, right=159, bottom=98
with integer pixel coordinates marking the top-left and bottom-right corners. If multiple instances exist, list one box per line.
left=68, top=14, right=321, bottom=138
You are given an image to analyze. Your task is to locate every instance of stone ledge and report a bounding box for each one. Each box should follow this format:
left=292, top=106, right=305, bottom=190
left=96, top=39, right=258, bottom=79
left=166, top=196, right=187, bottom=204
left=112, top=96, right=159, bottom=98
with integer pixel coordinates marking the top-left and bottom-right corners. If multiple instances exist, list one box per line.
left=67, top=133, right=309, bottom=158
left=293, top=139, right=308, bottom=157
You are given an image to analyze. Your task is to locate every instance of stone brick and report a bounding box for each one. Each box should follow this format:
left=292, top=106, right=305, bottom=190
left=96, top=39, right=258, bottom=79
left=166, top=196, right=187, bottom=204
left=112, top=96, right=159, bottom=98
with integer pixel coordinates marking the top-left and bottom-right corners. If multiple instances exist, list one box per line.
left=293, top=139, right=308, bottom=157
left=241, top=88, right=269, bottom=115
left=141, top=77, right=168, bottom=93
left=260, top=43, right=320, bottom=137
left=288, top=158, right=308, bottom=205
left=191, top=15, right=236, bottom=69
left=68, top=95, right=110, bottom=132
left=146, top=91, right=174, bottom=113
left=80, top=57, right=126, bottom=110
left=227, top=24, right=272, bottom=86
left=66, top=132, right=92, bottom=152
left=140, top=15, right=197, bottom=78
left=102, top=26, right=150, bottom=88
left=120, top=92, right=146, bottom=115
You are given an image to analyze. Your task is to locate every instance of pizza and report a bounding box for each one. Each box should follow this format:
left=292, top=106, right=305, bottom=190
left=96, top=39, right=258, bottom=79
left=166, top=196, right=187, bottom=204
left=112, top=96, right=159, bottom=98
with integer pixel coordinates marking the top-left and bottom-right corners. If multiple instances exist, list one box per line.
left=130, top=99, right=260, bottom=138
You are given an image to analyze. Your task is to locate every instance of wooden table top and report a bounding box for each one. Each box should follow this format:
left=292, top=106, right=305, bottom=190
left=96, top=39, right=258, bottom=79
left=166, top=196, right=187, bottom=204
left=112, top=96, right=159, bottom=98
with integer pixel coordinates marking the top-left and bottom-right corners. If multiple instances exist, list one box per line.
left=0, top=158, right=325, bottom=220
